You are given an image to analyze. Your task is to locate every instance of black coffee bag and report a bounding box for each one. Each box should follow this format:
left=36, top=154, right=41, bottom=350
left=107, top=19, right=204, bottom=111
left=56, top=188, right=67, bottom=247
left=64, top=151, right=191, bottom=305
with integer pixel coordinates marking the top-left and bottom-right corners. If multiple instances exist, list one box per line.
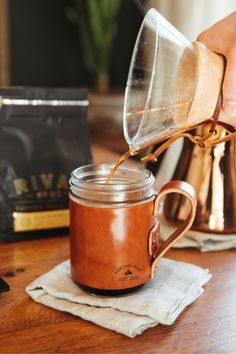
left=0, top=87, right=92, bottom=241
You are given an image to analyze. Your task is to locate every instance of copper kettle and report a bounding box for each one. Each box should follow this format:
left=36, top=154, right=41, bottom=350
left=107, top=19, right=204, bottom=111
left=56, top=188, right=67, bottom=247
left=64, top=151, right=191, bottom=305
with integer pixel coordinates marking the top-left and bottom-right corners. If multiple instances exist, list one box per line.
left=164, top=122, right=236, bottom=233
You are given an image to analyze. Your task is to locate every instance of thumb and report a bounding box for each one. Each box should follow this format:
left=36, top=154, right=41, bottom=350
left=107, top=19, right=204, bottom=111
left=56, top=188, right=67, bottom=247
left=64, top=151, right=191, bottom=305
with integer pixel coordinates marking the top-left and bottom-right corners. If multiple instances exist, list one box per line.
left=223, top=50, right=236, bottom=116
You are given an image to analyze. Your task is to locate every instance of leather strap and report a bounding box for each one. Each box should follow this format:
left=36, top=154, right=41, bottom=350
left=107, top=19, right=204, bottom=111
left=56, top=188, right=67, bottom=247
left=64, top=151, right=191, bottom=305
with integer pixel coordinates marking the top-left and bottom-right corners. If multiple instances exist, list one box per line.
left=209, top=91, right=222, bottom=131
left=198, top=91, right=222, bottom=144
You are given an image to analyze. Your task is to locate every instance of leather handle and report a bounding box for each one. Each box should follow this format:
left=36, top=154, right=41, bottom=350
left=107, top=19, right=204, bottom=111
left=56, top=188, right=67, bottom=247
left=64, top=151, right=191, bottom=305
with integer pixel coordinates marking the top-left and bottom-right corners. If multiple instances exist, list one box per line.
left=150, top=180, right=197, bottom=278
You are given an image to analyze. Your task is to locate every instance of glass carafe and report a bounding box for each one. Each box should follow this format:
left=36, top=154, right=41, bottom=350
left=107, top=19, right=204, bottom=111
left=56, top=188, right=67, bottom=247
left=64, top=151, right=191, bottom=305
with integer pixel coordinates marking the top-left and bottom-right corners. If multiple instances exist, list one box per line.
left=123, top=8, right=227, bottom=152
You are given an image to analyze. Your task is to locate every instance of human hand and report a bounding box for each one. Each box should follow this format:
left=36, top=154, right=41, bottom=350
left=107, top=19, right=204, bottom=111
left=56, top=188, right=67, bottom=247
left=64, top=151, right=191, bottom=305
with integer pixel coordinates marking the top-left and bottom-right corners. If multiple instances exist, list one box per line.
left=197, top=11, right=236, bottom=116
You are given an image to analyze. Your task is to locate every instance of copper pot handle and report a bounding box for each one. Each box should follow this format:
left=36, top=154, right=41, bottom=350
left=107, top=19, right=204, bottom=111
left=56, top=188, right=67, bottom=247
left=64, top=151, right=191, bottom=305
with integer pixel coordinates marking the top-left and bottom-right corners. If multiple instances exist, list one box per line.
left=150, top=180, right=197, bottom=278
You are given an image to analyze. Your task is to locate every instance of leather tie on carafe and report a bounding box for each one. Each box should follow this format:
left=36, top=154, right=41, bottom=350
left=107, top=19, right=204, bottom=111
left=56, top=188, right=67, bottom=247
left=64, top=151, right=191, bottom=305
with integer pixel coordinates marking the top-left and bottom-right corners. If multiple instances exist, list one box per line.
left=142, top=88, right=236, bottom=163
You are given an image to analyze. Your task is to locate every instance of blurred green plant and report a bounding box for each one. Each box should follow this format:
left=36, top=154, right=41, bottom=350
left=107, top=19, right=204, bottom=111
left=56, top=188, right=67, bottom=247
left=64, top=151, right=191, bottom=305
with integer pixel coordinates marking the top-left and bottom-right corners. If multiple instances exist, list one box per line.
left=66, top=0, right=121, bottom=92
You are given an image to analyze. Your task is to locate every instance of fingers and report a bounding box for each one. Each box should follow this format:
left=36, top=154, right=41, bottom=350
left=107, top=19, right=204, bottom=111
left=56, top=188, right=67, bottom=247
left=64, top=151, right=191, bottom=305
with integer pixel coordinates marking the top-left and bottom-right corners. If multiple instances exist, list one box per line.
left=197, top=34, right=236, bottom=116
left=196, top=31, right=219, bottom=54
left=196, top=13, right=236, bottom=116
left=223, top=48, right=236, bottom=116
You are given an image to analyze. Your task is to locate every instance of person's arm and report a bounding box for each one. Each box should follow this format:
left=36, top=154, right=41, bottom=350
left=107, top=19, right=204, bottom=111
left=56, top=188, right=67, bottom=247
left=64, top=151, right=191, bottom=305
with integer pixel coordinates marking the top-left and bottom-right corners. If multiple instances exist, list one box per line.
left=197, top=11, right=236, bottom=116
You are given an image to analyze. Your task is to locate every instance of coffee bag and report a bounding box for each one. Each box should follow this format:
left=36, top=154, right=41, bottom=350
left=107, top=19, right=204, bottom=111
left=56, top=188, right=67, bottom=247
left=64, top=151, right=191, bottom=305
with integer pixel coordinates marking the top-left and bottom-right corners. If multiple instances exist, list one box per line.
left=0, top=87, right=92, bottom=240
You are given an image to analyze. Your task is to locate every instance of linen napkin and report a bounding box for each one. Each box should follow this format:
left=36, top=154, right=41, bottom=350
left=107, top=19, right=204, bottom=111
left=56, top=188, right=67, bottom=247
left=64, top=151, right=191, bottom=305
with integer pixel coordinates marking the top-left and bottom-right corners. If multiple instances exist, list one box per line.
left=159, top=215, right=236, bottom=252
left=26, top=259, right=211, bottom=338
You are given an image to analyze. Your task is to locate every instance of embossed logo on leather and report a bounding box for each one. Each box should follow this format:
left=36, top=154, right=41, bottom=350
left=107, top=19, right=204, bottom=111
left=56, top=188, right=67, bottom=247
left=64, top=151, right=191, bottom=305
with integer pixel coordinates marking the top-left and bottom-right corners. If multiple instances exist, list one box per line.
left=114, top=264, right=141, bottom=282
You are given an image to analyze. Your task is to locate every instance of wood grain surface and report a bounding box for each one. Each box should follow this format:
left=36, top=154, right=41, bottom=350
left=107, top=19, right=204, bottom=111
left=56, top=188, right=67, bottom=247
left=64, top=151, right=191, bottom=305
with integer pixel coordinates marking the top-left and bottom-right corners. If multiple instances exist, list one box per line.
left=1, top=145, right=236, bottom=353
left=1, top=237, right=236, bottom=354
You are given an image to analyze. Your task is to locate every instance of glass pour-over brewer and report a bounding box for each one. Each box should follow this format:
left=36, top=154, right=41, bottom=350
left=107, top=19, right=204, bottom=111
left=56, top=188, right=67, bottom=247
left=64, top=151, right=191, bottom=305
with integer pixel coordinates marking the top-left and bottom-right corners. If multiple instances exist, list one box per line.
left=123, top=8, right=236, bottom=233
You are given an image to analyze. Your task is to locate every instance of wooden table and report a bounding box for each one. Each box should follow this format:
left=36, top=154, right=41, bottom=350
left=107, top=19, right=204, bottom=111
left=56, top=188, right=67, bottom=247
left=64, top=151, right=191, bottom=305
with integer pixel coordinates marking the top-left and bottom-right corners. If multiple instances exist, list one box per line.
left=1, top=145, right=236, bottom=353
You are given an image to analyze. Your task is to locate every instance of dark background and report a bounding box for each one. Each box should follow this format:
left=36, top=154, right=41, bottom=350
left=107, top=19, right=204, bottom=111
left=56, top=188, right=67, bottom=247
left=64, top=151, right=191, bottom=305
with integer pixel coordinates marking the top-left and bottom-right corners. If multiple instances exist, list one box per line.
left=9, top=0, right=143, bottom=88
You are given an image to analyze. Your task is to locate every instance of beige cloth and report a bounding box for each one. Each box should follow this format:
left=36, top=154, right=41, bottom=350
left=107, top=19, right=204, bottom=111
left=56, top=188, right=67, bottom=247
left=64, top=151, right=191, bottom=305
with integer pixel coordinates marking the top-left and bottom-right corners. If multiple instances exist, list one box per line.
left=159, top=215, right=236, bottom=252
left=26, top=259, right=211, bottom=338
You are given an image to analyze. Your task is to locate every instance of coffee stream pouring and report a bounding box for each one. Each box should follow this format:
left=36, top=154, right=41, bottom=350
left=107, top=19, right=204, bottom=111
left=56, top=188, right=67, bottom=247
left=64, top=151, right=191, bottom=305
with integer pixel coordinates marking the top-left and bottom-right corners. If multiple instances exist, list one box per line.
left=123, top=9, right=236, bottom=161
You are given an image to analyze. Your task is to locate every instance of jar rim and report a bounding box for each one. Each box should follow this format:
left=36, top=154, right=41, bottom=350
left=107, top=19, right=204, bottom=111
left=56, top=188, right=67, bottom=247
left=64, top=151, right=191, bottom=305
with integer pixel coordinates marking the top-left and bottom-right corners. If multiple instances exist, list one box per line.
left=69, top=163, right=155, bottom=203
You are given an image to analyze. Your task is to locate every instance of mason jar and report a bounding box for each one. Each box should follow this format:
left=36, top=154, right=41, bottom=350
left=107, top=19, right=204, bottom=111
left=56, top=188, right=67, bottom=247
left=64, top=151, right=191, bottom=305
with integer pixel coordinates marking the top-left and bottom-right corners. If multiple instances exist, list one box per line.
left=69, top=163, right=196, bottom=296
